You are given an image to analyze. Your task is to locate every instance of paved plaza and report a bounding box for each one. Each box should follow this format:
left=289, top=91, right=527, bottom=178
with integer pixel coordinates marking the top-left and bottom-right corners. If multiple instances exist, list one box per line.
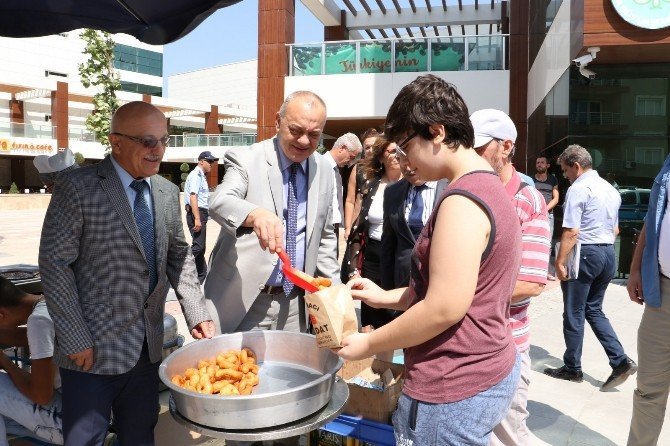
left=2, top=205, right=670, bottom=445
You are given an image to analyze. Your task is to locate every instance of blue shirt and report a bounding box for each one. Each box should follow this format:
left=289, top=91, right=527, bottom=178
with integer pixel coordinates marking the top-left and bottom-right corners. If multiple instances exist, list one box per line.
left=641, top=154, right=670, bottom=307
left=266, top=141, right=308, bottom=287
left=110, top=155, right=153, bottom=221
left=183, top=166, right=209, bottom=208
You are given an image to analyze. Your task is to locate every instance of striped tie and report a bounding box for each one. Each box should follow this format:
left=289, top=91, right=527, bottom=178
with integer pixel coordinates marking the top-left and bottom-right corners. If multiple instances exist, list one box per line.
left=130, top=180, right=157, bottom=292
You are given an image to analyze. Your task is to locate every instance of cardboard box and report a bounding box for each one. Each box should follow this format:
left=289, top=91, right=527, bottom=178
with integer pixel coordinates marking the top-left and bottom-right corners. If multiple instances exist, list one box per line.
left=338, top=358, right=405, bottom=424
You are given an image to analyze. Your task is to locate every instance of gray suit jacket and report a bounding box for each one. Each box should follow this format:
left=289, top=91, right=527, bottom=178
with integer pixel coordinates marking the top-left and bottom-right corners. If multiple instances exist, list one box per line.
left=39, top=156, right=210, bottom=375
left=205, top=137, right=340, bottom=333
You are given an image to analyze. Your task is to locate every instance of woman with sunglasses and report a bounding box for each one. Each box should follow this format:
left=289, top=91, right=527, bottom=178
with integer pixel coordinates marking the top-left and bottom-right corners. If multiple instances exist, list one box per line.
left=338, top=74, right=522, bottom=445
left=341, top=136, right=402, bottom=361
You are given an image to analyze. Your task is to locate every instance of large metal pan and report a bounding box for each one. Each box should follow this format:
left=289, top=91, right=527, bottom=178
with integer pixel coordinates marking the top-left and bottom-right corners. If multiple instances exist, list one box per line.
left=159, top=330, right=343, bottom=430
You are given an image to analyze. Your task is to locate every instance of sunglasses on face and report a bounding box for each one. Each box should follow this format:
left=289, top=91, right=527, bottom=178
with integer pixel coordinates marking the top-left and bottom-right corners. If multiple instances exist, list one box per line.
left=111, top=132, right=170, bottom=149
left=395, top=130, right=419, bottom=159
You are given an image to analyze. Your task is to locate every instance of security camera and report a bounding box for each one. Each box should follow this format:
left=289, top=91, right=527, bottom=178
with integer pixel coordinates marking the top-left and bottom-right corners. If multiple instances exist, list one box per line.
left=579, top=66, right=596, bottom=80
left=573, top=54, right=593, bottom=67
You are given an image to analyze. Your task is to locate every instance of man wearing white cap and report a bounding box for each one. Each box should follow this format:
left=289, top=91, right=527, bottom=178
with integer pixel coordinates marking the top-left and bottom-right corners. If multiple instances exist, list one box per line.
left=470, top=109, right=551, bottom=446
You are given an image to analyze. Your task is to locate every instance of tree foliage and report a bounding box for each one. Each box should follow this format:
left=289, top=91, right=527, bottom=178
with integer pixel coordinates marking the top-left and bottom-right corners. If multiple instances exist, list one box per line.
left=78, top=29, right=120, bottom=151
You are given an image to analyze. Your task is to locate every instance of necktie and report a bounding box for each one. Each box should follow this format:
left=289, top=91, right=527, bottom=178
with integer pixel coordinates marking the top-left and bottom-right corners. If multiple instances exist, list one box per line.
left=130, top=180, right=157, bottom=292
left=283, top=163, right=298, bottom=295
left=408, top=185, right=427, bottom=240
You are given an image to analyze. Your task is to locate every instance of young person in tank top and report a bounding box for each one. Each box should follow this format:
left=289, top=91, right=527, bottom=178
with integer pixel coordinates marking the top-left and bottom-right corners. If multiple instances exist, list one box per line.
left=338, top=75, right=523, bottom=446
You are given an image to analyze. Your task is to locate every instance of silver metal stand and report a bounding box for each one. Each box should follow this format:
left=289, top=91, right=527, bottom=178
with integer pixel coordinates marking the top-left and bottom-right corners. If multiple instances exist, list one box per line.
left=169, top=377, right=349, bottom=441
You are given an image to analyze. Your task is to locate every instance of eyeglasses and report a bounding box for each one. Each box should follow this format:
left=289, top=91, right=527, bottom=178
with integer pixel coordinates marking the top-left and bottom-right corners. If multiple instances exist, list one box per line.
left=395, top=131, right=419, bottom=159
left=111, top=132, right=170, bottom=149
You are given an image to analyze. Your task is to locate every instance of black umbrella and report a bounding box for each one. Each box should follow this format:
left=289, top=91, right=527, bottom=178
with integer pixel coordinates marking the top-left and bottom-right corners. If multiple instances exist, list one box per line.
left=0, top=0, right=243, bottom=44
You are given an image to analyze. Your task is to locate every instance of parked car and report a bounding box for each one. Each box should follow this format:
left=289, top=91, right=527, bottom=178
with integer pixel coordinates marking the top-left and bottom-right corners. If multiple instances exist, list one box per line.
left=619, top=187, right=650, bottom=223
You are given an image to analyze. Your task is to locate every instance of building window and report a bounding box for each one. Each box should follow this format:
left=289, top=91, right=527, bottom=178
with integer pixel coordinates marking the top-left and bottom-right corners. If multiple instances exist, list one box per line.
left=571, top=100, right=604, bottom=125
left=634, top=147, right=664, bottom=166
left=45, top=70, right=68, bottom=78
left=119, top=81, right=162, bottom=96
left=636, top=96, right=666, bottom=116
left=113, top=44, right=163, bottom=77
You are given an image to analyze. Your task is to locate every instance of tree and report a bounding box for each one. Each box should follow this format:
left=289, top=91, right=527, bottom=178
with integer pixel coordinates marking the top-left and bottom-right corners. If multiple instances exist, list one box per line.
left=74, top=152, right=85, bottom=165
left=180, top=163, right=190, bottom=191
left=9, top=182, right=19, bottom=194
left=78, top=29, right=120, bottom=151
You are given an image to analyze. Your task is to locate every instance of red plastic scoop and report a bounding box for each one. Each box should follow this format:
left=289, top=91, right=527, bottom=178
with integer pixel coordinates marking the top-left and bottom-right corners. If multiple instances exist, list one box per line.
left=277, top=251, right=319, bottom=293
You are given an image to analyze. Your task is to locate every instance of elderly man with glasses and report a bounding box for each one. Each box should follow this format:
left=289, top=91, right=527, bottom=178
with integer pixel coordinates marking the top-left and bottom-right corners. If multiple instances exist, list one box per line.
left=39, top=101, right=214, bottom=445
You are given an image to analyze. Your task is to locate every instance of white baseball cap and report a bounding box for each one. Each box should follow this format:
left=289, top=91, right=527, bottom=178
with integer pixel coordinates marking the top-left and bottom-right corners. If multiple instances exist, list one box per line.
left=470, top=109, right=517, bottom=149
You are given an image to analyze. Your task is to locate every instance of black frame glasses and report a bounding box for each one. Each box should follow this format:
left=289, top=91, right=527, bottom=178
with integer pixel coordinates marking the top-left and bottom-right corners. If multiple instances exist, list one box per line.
left=395, top=130, right=419, bottom=159
left=111, top=132, right=170, bottom=149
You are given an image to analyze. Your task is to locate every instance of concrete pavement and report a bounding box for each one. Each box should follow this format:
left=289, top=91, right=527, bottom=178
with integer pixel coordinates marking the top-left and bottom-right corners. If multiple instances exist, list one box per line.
left=2, top=205, right=670, bottom=445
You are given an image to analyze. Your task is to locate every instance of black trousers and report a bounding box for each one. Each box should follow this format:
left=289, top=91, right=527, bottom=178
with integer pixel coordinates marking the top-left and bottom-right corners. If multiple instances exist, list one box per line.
left=60, top=342, right=160, bottom=446
left=186, top=207, right=208, bottom=283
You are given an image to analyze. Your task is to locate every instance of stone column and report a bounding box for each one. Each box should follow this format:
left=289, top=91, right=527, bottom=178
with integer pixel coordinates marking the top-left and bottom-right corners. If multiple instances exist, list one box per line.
left=204, top=105, right=220, bottom=187
left=51, top=81, right=69, bottom=150
left=257, top=0, right=295, bottom=141
left=324, top=10, right=348, bottom=41
left=507, top=0, right=529, bottom=174
left=9, top=99, right=24, bottom=136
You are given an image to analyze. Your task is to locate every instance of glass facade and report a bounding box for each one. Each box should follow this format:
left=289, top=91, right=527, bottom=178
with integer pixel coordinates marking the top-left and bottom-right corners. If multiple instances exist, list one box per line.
left=119, top=81, right=162, bottom=96
left=529, top=64, right=669, bottom=190
left=113, top=44, right=163, bottom=76
left=529, top=0, right=565, bottom=68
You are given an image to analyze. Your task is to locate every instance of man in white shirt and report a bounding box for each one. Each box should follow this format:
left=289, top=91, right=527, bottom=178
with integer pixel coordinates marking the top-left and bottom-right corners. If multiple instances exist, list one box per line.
left=544, top=144, right=636, bottom=391
left=323, top=133, right=362, bottom=243
left=183, top=151, right=219, bottom=283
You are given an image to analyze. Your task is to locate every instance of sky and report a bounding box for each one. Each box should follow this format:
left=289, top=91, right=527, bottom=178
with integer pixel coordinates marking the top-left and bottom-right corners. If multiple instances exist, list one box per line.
left=162, top=1, right=325, bottom=84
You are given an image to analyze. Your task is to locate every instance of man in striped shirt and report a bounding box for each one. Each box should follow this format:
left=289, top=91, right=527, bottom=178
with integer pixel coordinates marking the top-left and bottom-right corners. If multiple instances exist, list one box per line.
left=471, top=109, right=551, bottom=446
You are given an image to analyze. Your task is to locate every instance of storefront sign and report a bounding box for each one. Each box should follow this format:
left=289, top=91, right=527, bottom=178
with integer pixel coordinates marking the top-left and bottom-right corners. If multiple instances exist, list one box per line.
left=612, top=0, right=670, bottom=30
left=292, top=41, right=467, bottom=75
left=0, top=137, right=57, bottom=156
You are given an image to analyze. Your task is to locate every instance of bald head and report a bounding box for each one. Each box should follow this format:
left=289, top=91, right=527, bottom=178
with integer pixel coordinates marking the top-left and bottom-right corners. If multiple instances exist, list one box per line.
left=108, top=101, right=168, bottom=179
left=111, top=101, right=165, bottom=133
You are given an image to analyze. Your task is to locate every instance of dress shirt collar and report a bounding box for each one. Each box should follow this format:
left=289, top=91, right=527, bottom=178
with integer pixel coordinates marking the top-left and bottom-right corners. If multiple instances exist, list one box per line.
left=110, top=154, right=151, bottom=191
left=275, top=140, right=308, bottom=174
left=574, top=169, right=599, bottom=185
left=323, top=151, right=338, bottom=169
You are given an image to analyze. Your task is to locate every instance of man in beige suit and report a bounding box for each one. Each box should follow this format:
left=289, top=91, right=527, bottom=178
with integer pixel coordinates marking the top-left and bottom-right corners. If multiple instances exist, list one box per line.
left=205, top=91, right=340, bottom=336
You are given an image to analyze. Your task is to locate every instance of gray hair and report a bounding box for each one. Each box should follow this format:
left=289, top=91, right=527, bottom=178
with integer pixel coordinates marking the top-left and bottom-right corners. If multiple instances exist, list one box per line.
left=278, top=91, right=327, bottom=118
left=333, top=133, right=362, bottom=153
left=558, top=144, right=592, bottom=169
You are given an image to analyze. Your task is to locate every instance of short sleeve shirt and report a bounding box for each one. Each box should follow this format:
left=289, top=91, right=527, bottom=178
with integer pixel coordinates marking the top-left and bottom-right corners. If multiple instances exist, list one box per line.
left=562, top=170, right=620, bottom=244
left=533, top=174, right=558, bottom=209
left=183, top=166, right=209, bottom=209
left=27, top=300, right=61, bottom=389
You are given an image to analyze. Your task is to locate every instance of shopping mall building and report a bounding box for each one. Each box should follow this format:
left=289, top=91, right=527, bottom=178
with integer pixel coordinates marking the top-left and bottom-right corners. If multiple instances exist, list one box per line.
left=1, top=0, right=669, bottom=193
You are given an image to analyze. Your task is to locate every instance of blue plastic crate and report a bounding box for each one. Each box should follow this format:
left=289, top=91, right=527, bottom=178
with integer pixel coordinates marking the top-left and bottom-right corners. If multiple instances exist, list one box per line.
left=320, top=414, right=395, bottom=446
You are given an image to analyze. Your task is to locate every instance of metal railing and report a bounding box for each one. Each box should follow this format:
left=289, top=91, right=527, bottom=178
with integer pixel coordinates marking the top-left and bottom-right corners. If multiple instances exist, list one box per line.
left=1, top=124, right=256, bottom=148
left=171, top=133, right=256, bottom=147
left=287, top=34, right=508, bottom=76
left=0, top=122, right=56, bottom=139
left=570, top=112, right=622, bottom=126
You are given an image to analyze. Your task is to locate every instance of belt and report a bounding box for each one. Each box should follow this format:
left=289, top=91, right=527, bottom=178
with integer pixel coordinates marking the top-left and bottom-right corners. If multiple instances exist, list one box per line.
left=582, top=243, right=613, bottom=246
left=261, top=285, right=285, bottom=295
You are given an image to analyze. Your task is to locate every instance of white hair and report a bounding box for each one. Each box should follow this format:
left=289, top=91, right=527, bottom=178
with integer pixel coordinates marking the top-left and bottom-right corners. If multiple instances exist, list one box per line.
left=333, top=133, right=362, bottom=153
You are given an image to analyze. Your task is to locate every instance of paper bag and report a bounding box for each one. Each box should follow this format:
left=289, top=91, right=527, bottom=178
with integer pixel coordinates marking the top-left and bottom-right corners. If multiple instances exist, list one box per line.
left=304, top=284, right=359, bottom=348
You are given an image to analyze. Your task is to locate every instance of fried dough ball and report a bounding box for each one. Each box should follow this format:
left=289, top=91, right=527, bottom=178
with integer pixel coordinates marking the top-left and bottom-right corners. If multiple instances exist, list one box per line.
left=171, top=348, right=260, bottom=396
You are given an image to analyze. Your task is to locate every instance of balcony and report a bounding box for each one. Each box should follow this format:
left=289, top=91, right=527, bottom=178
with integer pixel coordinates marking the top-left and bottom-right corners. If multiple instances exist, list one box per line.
left=287, top=35, right=508, bottom=76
